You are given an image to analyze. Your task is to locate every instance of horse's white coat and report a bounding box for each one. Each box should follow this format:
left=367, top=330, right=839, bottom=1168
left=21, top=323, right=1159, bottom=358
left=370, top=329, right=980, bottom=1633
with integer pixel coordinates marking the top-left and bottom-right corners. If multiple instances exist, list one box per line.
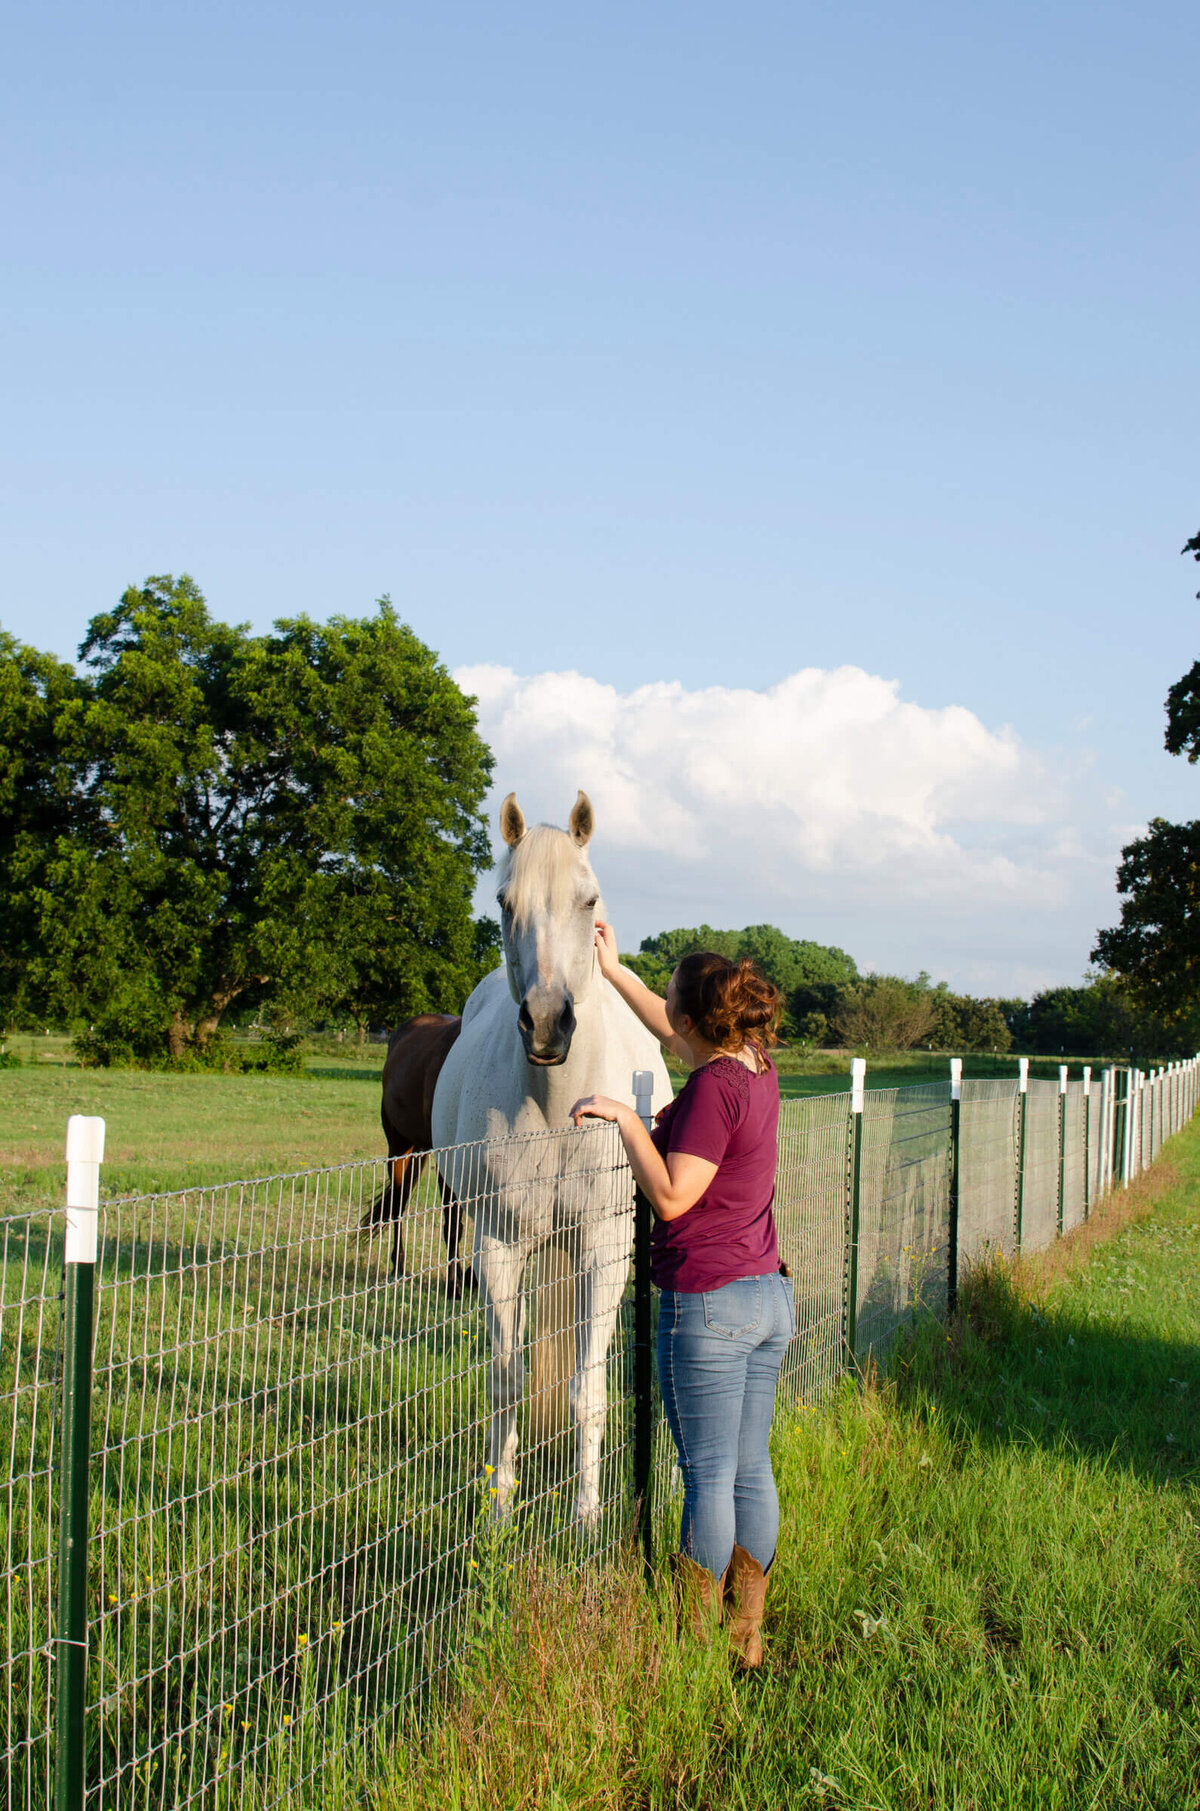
left=432, top=796, right=673, bottom=1526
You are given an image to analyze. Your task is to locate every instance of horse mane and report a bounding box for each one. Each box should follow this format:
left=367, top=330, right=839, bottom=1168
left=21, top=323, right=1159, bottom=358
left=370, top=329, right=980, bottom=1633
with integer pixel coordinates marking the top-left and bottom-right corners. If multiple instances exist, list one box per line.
left=500, top=823, right=601, bottom=930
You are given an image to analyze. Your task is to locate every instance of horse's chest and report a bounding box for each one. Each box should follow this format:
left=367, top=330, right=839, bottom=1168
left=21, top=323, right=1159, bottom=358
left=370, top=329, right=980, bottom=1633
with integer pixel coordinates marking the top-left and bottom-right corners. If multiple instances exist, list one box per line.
left=472, top=1115, right=631, bottom=1244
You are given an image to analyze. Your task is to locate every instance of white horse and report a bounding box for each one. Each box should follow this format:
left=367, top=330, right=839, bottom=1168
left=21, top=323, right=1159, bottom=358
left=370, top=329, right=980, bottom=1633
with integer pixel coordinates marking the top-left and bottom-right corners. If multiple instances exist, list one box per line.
left=432, top=790, right=673, bottom=1527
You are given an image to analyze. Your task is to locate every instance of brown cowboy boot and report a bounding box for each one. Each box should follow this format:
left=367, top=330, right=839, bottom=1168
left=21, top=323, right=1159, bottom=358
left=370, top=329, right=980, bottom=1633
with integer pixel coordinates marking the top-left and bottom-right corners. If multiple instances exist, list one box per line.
left=724, top=1544, right=768, bottom=1668
left=671, top=1553, right=726, bottom=1642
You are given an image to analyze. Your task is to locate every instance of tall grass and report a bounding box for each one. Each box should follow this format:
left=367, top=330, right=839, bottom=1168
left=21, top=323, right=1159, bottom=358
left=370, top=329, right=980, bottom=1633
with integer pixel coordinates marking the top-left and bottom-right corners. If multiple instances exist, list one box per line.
left=376, top=1134, right=1200, bottom=1811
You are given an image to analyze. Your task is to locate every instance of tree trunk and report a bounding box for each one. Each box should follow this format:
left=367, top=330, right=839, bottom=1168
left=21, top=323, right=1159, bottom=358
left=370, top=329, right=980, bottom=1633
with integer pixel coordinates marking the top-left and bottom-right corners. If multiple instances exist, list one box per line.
left=168, top=1011, right=191, bottom=1060
left=192, top=978, right=253, bottom=1052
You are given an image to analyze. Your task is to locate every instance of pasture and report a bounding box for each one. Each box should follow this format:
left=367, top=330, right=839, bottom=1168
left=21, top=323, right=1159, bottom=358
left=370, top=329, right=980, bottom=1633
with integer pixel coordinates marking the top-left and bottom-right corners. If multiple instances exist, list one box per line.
left=379, top=1134, right=1200, bottom=1811
left=2, top=1055, right=1195, bottom=1808
left=0, top=1046, right=1110, bottom=1215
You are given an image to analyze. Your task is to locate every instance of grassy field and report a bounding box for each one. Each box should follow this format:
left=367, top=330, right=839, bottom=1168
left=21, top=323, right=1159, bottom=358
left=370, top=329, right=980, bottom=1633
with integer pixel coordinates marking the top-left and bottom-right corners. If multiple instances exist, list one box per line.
left=376, top=1128, right=1200, bottom=1811
left=0, top=1064, right=387, bottom=1212
left=0, top=1044, right=1107, bottom=1215
left=2, top=1058, right=1197, bottom=1807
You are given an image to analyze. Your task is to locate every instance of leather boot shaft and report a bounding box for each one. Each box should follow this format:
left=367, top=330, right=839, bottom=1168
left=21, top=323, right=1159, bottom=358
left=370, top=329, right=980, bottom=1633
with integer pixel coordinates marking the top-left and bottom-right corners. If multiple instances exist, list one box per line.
left=671, top=1553, right=725, bottom=1641
left=724, top=1543, right=768, bottom=1668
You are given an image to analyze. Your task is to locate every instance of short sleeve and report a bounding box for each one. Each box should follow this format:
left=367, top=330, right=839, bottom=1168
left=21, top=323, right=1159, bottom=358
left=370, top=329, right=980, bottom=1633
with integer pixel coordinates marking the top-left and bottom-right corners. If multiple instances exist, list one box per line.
left=665, top=1065, right=746, bottom=1166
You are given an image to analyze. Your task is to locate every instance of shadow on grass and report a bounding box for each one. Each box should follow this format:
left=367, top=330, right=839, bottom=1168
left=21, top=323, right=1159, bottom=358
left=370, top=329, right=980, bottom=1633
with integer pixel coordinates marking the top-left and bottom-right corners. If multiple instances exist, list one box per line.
left=886, top=1246, right=1200, bottom=1491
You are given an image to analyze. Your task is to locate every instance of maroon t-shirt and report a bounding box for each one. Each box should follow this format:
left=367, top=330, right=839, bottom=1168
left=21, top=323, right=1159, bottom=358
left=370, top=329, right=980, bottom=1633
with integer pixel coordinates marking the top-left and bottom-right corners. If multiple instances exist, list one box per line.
left=649, top=1054, right=780, bottom=1292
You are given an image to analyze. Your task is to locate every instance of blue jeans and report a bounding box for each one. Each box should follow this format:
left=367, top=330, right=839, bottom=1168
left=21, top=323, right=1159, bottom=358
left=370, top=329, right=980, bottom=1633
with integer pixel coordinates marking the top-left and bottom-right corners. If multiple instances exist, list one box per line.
left=656, top=1270, right=795, bottom=1578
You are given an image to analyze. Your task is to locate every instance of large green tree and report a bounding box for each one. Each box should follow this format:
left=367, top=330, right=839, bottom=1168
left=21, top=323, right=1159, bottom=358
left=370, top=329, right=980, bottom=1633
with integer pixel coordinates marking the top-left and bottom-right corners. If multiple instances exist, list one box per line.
left=833, top=974, right=940, bottom=1051
left=929, top=989, right=1012, bottom=1054
left=6, top=576, right=497, bottom=1060
left=1092, top=819, right=1200, bottom=1026
left=1093, top=528, right=1200, bottom=1024
left=0, top=632, right=87, bottom=1027
left=1163, top=530, right=1200, bottom=761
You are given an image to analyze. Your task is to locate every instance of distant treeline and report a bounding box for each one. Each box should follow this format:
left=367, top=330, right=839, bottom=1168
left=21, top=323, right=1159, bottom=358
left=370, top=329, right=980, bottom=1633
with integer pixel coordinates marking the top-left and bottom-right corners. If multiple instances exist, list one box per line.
left=620, top=926, right=1199, bottom=1061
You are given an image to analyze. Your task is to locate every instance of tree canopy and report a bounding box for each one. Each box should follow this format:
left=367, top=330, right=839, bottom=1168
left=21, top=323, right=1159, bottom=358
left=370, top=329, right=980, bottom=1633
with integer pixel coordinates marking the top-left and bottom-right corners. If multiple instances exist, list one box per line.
left=627, top=923, right=859, bottom=1039
left=1092, top=819, right=1200, bottom=1027
left=1, top=577, right=498, bottom=1061
left=1164, top=530, right=1200, bottom=762
left=1094, top=528, right=1200, bottom=1026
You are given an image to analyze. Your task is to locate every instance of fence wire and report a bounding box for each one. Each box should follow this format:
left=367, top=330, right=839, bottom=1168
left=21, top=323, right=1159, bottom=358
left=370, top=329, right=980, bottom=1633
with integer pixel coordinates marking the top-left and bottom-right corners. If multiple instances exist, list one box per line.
left=1061, top=1084, right=1086, bottom=1235
left=5, top=1060, right=1197, bottom=1811
left=775, top=1094, right=849, bottom=1406
left=1, top=1207, right=61, bottom=1811
left=84, top=1125, right=635, bottom=1811
left=1020, top=1082, right=1062, bottom=1253
left=855, top=1084, right=952, bottom=1356
left=958, top=1081, right=1019, bottom=1262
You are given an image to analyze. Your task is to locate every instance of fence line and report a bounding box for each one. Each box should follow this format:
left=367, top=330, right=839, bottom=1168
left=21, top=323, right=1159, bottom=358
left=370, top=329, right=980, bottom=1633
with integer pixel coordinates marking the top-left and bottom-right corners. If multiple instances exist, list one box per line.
left=2, top=1056, right=1196, bottom=1810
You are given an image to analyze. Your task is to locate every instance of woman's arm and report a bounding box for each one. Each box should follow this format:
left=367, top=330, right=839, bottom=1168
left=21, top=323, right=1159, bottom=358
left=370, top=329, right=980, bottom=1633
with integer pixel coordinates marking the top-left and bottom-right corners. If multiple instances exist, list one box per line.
left=593, top=921, right=691, bottom=1061
left=569, top=1095, right=718, bottom=1221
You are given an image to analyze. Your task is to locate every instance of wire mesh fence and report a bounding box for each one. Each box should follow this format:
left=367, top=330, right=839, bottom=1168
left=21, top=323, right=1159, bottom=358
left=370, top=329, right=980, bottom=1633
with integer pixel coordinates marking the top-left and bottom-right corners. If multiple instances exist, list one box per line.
left=854, top=1084, right=952, bottom=1355
left=1, top=1206, right=61, bottom=1811
left=4, top=1056, right=1197, bottom=1810
left=958, top=1080, right=1019, bottom=1262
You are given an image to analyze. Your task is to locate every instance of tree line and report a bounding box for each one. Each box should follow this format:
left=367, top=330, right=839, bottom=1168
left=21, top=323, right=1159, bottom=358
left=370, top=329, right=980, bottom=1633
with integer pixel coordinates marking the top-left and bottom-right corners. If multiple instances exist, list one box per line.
left=620, top=929, right=1196, bottom=1059
left=3, top=549, right=1198, bottom=1068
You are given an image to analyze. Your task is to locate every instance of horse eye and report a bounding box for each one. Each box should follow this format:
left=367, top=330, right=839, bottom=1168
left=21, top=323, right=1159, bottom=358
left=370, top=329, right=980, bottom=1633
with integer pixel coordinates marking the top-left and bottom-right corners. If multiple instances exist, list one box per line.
left=583, top=896, right=598, bottom=911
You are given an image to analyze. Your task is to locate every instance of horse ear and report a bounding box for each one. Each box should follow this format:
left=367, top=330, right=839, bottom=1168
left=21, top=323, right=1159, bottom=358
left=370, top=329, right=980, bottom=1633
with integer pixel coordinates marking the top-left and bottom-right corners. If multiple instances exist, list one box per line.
left=569, top=790, right=594, bottom=846
left=500, top=793, right=526, bottom=846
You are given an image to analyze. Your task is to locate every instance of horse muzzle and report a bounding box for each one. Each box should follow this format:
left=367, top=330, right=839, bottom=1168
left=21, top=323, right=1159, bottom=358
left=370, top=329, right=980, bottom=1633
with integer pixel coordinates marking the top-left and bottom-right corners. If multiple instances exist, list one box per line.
left=518, top=992, right=576, bottom=1066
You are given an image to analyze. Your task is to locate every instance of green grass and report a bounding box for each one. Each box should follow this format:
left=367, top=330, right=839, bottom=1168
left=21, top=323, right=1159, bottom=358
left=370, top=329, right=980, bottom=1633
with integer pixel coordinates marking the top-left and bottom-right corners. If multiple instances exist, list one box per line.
left=0, top=1065, right=387, bottom=1213
left=375, top=1131, right=1200, bottom=1811
left=4, top=1063, right=1197, bottom=1808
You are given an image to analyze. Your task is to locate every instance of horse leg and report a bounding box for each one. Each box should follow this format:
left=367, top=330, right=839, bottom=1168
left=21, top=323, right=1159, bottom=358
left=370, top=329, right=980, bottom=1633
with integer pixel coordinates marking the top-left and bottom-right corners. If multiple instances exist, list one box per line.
left=439, top=1170, right=474, bottom=1297
left=569, top=1214, right=634, bottom=1531
left=473, top=1231, right=530, bottom=1514
left=387, top=1151, right=423, bottom=1280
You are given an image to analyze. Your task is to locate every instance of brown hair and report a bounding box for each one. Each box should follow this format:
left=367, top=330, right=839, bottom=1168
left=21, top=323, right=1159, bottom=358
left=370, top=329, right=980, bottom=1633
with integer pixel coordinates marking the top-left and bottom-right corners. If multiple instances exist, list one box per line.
left=672, top=952, right=782, bottom=1053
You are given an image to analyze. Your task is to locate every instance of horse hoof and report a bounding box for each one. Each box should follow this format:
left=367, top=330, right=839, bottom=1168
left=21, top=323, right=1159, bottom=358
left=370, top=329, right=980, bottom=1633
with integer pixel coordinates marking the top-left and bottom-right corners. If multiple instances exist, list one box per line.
left=572, top=1501, right=601, bottom=1535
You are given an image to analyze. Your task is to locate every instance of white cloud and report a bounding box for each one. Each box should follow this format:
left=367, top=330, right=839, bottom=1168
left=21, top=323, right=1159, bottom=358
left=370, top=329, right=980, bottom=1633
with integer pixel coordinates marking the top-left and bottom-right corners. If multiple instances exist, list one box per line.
left=454, top=660, right=1122, bottom=993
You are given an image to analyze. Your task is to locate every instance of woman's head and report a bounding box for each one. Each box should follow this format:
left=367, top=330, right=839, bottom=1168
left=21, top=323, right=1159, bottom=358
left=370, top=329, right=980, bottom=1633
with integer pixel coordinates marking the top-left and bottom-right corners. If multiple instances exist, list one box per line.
left=668, top=952, right=782, bottom=1052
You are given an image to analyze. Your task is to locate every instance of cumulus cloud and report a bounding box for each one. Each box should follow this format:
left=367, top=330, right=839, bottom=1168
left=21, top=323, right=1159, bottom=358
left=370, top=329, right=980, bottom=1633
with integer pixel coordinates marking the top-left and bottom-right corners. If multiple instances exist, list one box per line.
left=454, top=661, right=1117, bottom=992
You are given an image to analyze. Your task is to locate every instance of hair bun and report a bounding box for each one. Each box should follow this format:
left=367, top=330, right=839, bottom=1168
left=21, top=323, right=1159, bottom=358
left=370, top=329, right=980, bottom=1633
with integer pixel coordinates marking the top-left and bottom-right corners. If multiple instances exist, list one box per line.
left=672, top=951, right=782, bottom=1051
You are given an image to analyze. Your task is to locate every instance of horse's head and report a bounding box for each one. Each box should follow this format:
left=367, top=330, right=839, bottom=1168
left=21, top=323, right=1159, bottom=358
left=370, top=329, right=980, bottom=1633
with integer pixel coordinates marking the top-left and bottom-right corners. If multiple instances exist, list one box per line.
left=496, top=791, right=600, bottom=1066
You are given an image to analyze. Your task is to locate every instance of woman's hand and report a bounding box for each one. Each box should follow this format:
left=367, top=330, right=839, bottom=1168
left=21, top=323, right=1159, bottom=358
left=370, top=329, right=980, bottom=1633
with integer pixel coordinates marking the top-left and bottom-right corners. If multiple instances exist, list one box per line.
left=569, top=1093, right=625, bottom=1128
left=593, top=919, right=622, bottom=983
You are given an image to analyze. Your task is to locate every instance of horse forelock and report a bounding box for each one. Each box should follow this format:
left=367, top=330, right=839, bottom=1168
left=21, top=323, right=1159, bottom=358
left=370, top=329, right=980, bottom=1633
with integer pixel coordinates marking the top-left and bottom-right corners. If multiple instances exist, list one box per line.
left=500, top=823, right=599, bottom=931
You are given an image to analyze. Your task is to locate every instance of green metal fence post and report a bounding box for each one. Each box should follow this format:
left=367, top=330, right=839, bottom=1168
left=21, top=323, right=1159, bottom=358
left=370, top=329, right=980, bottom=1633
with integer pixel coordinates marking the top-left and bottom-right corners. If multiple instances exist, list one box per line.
left=1014, top=1057, right=1029, bottom=1251
left=1116, top=1066, right=1130, bottom=1187
left=844, top=1058, right=866, bottom=1366
left=1056, top=1064, right=1068, bottom=1237
left=1082, top=1067, right=1092, bottom=1220
left=56, top=1115, right=105, bottom=1811
left=631, top=1070, right=655, bottom=1582
left=947, top=1058, right=962, bottom=1317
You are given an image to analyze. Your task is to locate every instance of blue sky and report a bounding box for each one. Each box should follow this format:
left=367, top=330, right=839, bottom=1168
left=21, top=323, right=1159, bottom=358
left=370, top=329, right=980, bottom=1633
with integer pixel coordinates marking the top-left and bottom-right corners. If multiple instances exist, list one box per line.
left=3, top=2, right=1198, bottom=993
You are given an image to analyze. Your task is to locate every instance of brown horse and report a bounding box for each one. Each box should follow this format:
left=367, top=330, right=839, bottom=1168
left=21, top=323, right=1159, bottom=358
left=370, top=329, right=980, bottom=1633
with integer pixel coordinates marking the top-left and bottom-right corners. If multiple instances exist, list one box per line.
left=361, top=1013, right=471, bottom=1293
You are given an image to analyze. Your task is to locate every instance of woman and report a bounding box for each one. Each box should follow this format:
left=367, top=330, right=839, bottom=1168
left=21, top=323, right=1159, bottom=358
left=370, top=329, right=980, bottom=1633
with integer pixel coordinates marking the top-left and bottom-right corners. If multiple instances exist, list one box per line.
left=570, top=925, right=793, bottom=1667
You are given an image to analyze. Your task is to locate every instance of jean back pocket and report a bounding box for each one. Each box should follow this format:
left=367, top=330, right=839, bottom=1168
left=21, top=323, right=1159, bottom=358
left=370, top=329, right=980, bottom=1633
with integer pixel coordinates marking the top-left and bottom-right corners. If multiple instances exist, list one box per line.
left=702, top=1276, right=763, bottom=1338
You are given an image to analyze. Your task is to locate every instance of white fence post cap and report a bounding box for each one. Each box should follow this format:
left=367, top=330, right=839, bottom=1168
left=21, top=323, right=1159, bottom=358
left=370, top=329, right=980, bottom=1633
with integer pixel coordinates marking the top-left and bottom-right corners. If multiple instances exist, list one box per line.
left=949, top=1057, right=962, bottom=1101
left=66, top=1115, right=105, bottom=1164
left=850, top=1057, right=866, bottom=1113
left=1018, top=1057, right=1028, bottom=1092
left=1059, top=1065, right=1068, bottom=1094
